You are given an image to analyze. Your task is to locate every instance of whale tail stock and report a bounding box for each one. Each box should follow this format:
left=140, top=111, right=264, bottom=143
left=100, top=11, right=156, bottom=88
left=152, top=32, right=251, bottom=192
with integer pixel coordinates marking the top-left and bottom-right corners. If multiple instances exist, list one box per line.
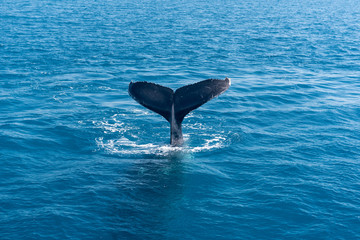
left=128, top=78, right=231, bottom=146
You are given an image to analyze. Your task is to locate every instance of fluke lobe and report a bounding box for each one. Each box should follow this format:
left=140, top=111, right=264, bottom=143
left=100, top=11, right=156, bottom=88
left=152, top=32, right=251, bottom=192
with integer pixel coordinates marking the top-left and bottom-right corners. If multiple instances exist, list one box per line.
left=128, top=78, right=231, bottom=146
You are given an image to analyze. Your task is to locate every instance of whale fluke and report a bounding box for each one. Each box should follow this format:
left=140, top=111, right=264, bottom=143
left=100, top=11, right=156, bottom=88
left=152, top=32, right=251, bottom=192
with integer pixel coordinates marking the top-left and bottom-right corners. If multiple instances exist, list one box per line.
left=128, top=78, right=231, bottom=146
left=128, top=81, right=173, bottom=121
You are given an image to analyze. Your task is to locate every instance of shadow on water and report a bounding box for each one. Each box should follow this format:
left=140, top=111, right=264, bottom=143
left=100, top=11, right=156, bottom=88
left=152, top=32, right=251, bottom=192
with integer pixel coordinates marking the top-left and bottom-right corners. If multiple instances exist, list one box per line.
left=113, top=151, right=186, bottom=239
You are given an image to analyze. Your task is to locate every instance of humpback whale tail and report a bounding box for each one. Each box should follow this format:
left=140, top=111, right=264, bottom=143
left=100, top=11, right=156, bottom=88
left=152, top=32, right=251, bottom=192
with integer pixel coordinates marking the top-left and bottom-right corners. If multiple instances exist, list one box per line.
left=128, top=78, right=231, bottom=146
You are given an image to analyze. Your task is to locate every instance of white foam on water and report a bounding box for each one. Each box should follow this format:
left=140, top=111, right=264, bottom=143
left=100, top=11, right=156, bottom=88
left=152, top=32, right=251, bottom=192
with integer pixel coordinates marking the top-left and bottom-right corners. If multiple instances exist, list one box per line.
left=93, top=114, right=133, bottom=134
left=190, top=135, right=226, bottom=153
left=96, top=137, right=160, bottom=155
left=96, top=134, right=226, bottom=157
left=94, top=114, right=228, bottom=157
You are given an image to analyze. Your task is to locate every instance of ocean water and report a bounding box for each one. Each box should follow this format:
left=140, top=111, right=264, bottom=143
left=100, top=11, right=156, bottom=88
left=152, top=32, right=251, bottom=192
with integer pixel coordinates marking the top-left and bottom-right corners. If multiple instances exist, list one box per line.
left=1, top=0, right=360, bottom=239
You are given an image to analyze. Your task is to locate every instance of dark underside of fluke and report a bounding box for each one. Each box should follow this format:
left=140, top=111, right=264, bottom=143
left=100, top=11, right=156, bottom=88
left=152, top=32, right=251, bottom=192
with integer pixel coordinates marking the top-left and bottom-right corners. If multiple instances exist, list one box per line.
left=128, top=78, right=231, bottom=146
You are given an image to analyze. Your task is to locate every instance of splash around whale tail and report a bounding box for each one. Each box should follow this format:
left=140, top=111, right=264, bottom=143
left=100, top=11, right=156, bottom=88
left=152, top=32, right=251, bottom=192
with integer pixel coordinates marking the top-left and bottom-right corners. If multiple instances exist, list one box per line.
left=128, top=78, right=231, bottom=145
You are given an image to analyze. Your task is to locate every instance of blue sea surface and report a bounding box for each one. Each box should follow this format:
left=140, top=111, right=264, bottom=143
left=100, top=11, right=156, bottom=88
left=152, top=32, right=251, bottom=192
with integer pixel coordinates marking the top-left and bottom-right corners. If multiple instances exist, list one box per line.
left=1, top=0, right=360, bottom=239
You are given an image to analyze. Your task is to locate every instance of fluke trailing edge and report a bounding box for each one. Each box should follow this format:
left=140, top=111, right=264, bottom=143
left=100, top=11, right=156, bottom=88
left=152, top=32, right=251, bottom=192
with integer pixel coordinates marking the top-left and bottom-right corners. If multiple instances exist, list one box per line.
left=128, top=78, right=231, bottom=146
